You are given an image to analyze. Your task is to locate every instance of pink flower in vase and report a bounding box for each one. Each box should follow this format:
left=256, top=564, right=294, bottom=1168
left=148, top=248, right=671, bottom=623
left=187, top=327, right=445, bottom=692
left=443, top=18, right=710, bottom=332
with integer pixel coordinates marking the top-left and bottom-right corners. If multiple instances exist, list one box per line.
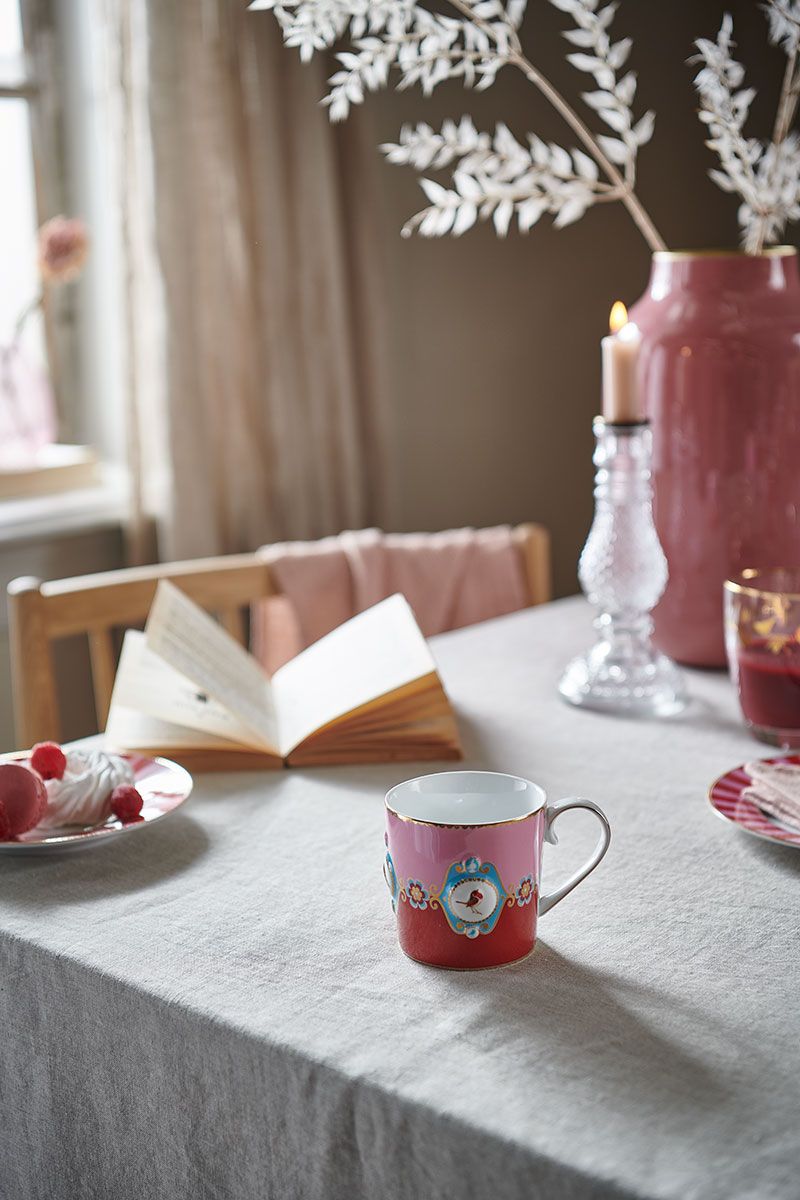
left=38, top=216, right=89, bottom=284
left=0, top=217, right=88, bottom=467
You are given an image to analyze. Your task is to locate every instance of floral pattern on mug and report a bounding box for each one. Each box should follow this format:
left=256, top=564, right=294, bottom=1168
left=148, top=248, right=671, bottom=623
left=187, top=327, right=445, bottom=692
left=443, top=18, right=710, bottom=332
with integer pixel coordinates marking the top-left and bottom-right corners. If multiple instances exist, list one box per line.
left=406, top=880, right=429, bottom=910
left=516, top=874, right=535, bottom=906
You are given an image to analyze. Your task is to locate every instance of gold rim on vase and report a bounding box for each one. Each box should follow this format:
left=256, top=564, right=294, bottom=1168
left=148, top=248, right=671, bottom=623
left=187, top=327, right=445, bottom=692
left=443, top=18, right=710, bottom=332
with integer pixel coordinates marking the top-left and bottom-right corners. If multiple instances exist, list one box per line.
left=653, top=246, right=797, bottom=261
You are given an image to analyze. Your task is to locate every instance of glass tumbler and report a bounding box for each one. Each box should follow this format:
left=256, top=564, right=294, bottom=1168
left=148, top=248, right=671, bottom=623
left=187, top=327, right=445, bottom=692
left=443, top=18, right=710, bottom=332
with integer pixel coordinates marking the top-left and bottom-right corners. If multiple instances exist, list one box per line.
left=724, top=568, right=800, bottom=748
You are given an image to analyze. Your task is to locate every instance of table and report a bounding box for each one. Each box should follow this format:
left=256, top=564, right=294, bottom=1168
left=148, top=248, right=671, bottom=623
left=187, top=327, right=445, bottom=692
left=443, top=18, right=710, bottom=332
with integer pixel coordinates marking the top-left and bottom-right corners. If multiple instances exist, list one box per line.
left=1, top=597, right=798, bottom=1200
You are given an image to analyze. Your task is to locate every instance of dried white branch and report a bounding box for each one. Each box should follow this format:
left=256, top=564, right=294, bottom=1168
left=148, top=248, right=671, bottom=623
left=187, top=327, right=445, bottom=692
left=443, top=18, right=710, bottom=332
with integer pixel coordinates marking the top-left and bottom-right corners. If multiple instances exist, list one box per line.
left=250, top=0, right=519, bottom=120
left=248, top=0, right=665, bottom=247
left=553, top=0, right=655, bottom=189
left=381, top=117, right=622, bottom=237
left=692, top=7, right=800, bottom=252
left=324, top=11, right=510, bottom=122
left=247, top=1, right=416, bottom=61
left=765, top=0, right=800, bottom=55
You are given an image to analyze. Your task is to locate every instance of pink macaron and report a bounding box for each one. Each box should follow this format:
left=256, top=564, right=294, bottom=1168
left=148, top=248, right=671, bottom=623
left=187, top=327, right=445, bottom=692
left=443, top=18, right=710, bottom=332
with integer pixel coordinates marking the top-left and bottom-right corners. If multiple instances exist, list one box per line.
left=0, top=762, right=48, bottom=838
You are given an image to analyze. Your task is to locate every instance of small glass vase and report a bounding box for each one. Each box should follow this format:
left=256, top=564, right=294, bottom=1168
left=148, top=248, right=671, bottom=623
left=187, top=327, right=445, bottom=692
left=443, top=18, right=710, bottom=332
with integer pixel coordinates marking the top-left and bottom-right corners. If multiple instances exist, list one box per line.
left=559, top=417, right=687, bottom=717
left=0, top=341, right=57, bottom=468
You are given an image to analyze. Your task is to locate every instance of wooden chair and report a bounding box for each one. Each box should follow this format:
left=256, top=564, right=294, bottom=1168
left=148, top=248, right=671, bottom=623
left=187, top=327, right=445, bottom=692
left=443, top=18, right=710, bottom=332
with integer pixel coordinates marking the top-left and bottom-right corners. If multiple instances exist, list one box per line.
left=7, top=523, right=550, bottom=748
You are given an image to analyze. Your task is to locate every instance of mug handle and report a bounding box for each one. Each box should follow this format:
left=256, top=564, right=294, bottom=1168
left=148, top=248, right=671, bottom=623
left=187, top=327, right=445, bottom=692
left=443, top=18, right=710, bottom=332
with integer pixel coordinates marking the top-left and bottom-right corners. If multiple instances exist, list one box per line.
left=538, top=798, right=611, bottom=917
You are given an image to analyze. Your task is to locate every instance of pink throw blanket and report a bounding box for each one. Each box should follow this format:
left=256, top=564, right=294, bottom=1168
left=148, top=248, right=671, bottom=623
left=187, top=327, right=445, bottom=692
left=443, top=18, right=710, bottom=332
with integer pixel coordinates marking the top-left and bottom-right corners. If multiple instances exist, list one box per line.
left=252, top=526, right=529, bottom=674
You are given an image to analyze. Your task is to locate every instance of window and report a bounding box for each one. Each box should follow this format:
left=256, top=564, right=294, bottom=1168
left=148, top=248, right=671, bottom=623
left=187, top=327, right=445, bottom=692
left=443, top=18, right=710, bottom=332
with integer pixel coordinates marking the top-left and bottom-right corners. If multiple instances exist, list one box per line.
left=0, top=0, right=45, bottom=370
left=0, top=0, right=127, bottom=522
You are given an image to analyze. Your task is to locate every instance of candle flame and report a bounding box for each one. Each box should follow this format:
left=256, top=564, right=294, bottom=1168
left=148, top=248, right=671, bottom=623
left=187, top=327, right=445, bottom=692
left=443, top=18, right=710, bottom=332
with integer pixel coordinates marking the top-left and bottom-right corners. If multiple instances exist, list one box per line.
left=609, top=301, right=628, bottom=333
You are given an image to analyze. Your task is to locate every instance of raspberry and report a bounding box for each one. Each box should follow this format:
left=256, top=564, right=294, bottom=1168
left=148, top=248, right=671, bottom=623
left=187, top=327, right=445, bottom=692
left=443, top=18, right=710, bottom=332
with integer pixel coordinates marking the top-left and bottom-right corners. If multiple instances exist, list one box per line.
left=111, top=785, right=144, bottom=822
left=30, top=742, right=67, bottom=781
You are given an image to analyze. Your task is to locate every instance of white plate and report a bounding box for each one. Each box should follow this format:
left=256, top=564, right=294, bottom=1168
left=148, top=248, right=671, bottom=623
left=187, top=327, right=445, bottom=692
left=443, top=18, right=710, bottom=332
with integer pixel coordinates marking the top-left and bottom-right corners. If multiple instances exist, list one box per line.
left=0, top=753, right=193, bottom=855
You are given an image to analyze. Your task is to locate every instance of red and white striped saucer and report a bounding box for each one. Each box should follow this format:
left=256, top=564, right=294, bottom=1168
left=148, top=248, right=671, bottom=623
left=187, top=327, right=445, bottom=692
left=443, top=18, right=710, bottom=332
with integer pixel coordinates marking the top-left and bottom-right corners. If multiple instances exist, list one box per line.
left=708, top=754, right=800, bottom=849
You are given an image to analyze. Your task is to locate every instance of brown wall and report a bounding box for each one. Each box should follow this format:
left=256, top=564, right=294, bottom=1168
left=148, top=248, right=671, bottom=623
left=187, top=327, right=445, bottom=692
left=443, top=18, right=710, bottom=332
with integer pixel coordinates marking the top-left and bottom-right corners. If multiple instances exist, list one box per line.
left=357, top=0, right=796, bottom=596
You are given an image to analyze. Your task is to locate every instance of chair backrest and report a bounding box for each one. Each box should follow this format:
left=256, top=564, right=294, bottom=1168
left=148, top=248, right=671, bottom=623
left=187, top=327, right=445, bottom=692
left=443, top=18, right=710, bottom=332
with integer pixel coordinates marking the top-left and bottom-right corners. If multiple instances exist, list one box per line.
left=7, top=553, right=274, bottom=748
left=6, top=523, right=550, bottom=748
left=512, top=522, right=551, bottom=609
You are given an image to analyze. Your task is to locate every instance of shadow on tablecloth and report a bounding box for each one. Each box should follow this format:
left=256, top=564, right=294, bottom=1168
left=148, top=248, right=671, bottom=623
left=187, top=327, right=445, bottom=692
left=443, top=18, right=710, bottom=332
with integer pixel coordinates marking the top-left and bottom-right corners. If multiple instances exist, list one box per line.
left=436, top=939, right=731, bottom=1116
left=731, top=830, right=800, bottom=876
left=0, top=812, right=209, bottom=906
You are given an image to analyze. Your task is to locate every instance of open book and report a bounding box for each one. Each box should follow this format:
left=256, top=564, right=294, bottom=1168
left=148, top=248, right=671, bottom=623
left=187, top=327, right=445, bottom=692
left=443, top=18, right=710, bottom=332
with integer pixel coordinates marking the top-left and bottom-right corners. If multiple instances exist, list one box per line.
left=104, top=581, right=462, bottom=770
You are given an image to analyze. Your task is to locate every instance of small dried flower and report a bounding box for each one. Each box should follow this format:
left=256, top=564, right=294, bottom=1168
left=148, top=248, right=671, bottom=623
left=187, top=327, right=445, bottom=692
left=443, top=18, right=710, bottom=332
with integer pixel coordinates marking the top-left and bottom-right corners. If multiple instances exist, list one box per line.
left=38, top=216, right=89, bottom=284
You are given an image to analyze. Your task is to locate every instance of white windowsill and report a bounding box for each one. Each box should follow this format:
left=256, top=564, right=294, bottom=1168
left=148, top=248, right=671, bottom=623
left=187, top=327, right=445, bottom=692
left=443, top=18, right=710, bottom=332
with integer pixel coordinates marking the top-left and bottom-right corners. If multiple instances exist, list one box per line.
left=0, top=463, right=130, bottom=546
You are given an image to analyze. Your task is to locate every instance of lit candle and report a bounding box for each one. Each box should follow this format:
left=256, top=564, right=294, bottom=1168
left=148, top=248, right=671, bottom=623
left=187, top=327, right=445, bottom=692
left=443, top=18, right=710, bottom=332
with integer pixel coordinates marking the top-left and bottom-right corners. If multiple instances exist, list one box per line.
left=602, top=301, right=643, bottom=424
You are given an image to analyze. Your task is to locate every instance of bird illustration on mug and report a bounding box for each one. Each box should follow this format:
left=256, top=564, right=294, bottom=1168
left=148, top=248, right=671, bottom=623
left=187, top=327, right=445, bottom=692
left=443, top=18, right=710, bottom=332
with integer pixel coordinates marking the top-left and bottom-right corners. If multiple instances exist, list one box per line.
left=456, top=888, right=484, bottom=917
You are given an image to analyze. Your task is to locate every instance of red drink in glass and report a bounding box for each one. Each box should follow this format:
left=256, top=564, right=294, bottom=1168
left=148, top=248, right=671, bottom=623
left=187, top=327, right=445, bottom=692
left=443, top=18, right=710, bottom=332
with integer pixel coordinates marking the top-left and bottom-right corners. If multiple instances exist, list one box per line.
left=736, top=642, right=800, bottom=734
left=725, top=569, right=800, bottom=748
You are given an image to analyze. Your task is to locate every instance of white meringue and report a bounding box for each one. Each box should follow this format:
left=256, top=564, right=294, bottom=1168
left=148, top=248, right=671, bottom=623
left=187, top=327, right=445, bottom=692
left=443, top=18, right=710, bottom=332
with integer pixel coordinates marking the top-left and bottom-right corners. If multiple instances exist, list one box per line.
left=38, top=750, right=134, bottom=829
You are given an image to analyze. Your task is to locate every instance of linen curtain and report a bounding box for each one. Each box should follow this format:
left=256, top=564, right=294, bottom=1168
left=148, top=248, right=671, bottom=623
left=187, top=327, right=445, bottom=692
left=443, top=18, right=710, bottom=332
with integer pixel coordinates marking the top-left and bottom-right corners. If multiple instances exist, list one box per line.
left=105, top=0, right=390, bottom=561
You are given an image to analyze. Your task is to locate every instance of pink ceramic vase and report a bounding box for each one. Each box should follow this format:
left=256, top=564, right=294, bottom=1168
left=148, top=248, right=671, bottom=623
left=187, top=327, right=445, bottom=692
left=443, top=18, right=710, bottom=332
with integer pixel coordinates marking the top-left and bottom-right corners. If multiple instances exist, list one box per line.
left=630, top=248, right=800, bottom=668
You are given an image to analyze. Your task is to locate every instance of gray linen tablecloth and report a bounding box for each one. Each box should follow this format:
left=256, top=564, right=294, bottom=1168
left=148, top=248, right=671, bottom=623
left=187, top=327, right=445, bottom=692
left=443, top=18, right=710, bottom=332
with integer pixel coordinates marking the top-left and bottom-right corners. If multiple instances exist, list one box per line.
left=1, top=596, right=798, bottom=1200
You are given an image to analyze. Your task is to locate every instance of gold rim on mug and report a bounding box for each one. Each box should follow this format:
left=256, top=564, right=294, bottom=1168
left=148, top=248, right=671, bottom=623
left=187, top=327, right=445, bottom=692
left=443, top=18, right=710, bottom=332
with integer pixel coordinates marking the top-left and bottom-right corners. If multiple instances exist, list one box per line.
left=724, top=568, right=800, bottom=602
left=383, top=804, right=540, bottom=830
left=385, top=770, right=545, bottom=829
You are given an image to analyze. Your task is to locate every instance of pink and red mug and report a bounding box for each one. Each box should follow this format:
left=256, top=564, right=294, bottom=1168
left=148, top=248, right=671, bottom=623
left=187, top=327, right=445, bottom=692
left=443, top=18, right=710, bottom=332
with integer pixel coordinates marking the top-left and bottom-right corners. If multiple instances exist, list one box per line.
left=384, top=771, right=611, bottom=969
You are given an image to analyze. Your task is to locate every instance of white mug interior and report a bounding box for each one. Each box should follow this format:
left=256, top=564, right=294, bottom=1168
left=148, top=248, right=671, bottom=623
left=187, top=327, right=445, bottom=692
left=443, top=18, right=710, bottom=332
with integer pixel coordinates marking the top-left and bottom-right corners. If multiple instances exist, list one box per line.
left=385, top=771, right=545, bottom=826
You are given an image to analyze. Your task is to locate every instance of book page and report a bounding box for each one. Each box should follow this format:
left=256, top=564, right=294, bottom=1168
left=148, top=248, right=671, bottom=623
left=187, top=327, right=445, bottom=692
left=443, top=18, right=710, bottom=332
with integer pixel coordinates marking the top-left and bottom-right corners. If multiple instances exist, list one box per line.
left=105, top=705, right=250, bottom=753
left=145, top=581, right=279, bottom=752
left=272, top=594, right=437, bottom=755
left=106, top=630, right=272, bottom=750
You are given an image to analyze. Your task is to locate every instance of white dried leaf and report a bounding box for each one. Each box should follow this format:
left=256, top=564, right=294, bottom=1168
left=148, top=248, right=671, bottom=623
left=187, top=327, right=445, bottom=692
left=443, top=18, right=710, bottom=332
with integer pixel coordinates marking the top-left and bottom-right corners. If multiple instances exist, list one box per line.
left=563, top=29, right=597, bottom=47
left=597, top=134, right=631, bottom=163
left=615, top=71, right=636, bottom=106
left=599, top=107, right=629, bottom=134
left=633, top=110, right=655, bottom=145
left=607, top=37, right=631, bottom=70
left=554, top=196, right=589, bottom=226
left=567, top=52, right=602, bottom=73
left=709, top=167, right=737, bottom=192
left=518, top=197, right=547, bottom=230
left=582, top=90, right=617, bottom=110
left=529, top=134, right=550, bottom=166
left=453, top=200, right=478, bottom=234
left=549, top=142, right=573, bottom=175
left=493, top=199, right=514, bottom=235
left=420, top=177, right=450, bottom=205
left=573, top=148, right=599, bottom=179
left=454, top=171, right=481, bottom=198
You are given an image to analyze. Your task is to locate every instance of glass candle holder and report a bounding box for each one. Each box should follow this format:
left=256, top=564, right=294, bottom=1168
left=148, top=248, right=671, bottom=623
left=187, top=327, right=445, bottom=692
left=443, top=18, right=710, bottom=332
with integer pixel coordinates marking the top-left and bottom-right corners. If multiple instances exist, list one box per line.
left=724, top=568, right=800, bottom=748
left=559, top=417, right=687, bottom=717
